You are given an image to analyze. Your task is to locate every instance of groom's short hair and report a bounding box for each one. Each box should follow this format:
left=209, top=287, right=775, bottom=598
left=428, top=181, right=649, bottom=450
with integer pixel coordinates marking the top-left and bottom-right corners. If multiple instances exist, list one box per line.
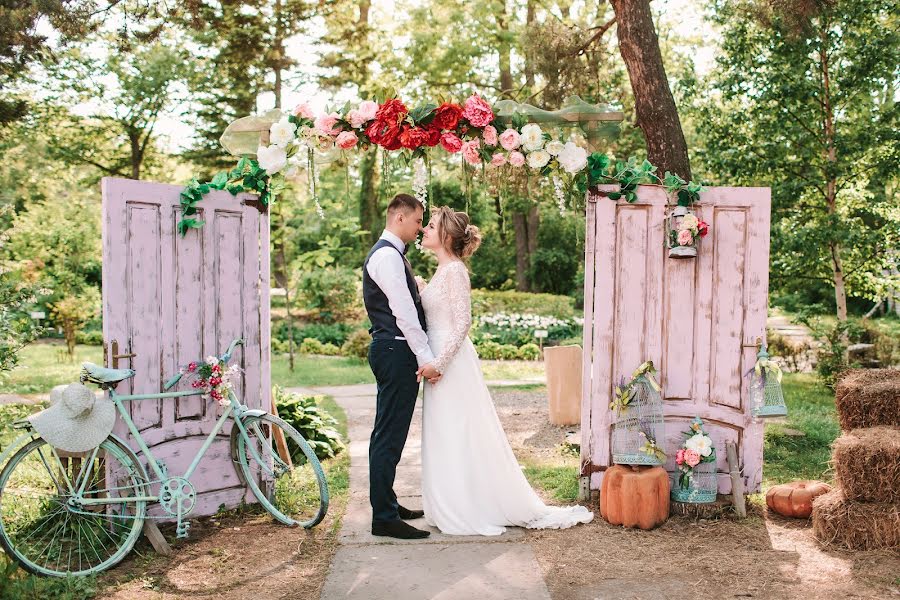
left=387, top=193, right=421, bottom=219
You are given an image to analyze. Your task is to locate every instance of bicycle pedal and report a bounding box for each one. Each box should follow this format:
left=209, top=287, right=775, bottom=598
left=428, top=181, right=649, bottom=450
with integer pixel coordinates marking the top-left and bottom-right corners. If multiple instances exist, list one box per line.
left=176, top=521, right=191, bottom=539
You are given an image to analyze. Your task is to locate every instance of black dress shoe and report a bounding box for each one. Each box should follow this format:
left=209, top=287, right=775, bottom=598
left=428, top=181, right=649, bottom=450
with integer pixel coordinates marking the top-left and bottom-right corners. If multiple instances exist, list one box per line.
left=372, top=520, right=430, bottom=539
left=398, top=505, right=425, bottom=520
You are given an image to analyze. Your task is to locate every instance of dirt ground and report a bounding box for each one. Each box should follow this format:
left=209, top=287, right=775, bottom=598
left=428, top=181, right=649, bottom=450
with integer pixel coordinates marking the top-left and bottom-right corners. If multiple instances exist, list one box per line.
left=491, top=388, right=900, bottom=600
left=98, top=498, right=347, bottom=599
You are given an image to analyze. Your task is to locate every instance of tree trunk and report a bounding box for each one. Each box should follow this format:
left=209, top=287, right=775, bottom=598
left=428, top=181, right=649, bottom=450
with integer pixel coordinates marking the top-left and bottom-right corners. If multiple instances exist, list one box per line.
left=513, top=212, right=529, bottom=291
left=496, top=1, right=514, bottom=95
left=273, top=0, right=283, bottom=108
left=129, top=131, right=141, bottom=180
left=358, top=148, right=379, bottom=245
left=610, top=0, right=691, bottom=179
left=526, top=204, right=539, bottom=262
left=819, top=27, right=848, bottom=344
left=525, top=0, right=535, bottom=88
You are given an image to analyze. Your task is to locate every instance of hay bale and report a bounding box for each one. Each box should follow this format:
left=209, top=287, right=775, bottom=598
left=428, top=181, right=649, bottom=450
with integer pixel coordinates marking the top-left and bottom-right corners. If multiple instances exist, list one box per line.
left=834, top=369, right=900, bottom=431
left=812, top=489, right=900, bottom=551
left=833, top=427, right=900, bottom=503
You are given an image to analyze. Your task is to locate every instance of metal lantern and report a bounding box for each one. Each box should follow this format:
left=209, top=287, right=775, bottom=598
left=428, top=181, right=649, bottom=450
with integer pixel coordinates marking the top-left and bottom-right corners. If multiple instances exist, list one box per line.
left=750, top=344, right=787, bottom=418
left=611, top=362, right=666, bottom=466
left=671, top=417, right=718, bottom=504
left=671, top=461, right=717, bottom=503
left=666, top=205, right=698, bottom=259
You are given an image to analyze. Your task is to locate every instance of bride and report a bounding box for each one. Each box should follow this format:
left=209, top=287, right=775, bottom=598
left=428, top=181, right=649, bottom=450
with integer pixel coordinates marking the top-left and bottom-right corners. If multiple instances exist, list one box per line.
left=415, top=205, right=593, bottom=536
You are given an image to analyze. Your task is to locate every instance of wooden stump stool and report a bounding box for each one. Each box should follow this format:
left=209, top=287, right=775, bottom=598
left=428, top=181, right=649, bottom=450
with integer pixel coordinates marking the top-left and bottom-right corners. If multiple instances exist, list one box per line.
left=600, top=464, right=670, bottom=530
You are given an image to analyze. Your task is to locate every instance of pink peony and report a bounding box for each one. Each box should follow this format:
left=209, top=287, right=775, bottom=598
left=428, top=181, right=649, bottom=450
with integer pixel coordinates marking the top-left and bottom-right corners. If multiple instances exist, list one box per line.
left=336, top=131, right=358, bottom=149
left=490, top=152, right=507, bottom=167
left=462, top=94, right=494, bottom=128
left=684, top=449, right=701, bottom=467
left=482, top=125, right=498, bottom=146
left=440, top=132, right=463, bottom=153
left=675, top=448, right=685, bottom=465
left=499, top=128, right=521, bottom=151
left=508, top=151, right=525, bottom=167
left=348, top=100, right=378, bottom=128
left=462, top=139, right=482, bottom=165
left=314, top=112, right=341, bottom=137
left=293, top=102, right=315, bottom=119
left=677, top=229, right=694, bottom=246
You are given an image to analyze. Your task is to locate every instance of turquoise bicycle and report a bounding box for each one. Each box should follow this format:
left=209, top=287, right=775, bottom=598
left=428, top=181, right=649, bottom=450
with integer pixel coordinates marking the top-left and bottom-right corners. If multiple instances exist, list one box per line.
left=0, top=339, right=329, bottom=577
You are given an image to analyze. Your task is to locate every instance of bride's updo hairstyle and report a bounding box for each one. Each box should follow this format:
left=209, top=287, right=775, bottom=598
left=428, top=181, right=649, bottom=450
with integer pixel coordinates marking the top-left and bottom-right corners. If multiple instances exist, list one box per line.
left=431, top=206, right=482, bottom=259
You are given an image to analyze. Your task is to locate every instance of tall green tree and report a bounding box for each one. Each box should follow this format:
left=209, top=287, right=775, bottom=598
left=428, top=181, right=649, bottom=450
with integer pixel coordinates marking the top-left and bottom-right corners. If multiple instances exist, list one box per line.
left=690, top=0, right=900, bottom=321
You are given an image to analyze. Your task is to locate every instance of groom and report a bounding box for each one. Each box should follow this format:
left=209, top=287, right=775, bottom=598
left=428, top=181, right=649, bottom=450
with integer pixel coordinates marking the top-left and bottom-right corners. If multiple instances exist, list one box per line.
left=363, top=193, right=441, bottom=539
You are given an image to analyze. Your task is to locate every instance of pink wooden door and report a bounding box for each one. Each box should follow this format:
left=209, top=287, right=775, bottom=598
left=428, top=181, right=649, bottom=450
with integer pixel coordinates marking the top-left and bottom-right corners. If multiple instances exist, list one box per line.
left=101, top=177, right=271, bottom=516
left=581, top=185, right=771, bottom=494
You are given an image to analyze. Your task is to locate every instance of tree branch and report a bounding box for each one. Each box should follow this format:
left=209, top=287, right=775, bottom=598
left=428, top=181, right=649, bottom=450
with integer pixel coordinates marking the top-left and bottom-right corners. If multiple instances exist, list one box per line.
left=576, top=17, right=617, bottom=56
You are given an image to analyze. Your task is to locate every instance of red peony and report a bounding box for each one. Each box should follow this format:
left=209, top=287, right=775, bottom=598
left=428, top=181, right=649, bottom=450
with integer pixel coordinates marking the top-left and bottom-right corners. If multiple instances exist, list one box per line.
left=425, top=128, right=441, bottom=147
left=430, top=102, right=463, bottom=131
left=366, top=120, right=403, bottom=150
left=440, top=133, right=463, bottom=153
left=462, top=94, right=494, bottom=128
left=374, top=98, right=408, bottom=125
left=400, top=126, right=431, bottom=150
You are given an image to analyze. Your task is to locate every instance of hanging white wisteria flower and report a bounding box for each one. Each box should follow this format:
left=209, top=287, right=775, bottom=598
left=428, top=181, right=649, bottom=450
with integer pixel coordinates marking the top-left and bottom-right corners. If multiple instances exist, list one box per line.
left=412, top=158, right=428, bottom=208
left=552, top=175, right=566, bottom=215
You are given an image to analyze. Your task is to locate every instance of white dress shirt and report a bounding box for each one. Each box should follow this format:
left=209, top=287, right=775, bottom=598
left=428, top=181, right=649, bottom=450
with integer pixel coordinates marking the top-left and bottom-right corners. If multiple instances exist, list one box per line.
left=366, top=230, right=435, bottom=367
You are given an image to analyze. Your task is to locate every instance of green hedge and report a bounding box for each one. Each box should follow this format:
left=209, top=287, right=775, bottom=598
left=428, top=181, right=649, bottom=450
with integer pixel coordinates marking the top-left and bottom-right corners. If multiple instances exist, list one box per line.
left=471, top=289, right=576, bottom=319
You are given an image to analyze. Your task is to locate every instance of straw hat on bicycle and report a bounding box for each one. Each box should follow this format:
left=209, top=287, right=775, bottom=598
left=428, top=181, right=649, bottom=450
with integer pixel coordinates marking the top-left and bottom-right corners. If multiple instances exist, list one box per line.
left=28, top=383, right=116, bottom=453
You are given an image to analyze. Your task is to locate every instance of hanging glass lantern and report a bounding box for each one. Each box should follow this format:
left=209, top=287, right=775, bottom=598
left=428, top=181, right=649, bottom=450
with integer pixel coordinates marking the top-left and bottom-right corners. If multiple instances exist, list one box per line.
left=611, top=361, right=666, bottom=466
left=665, top=205, right=709, bottom=259
left=750, top=344, right=787, bottom=418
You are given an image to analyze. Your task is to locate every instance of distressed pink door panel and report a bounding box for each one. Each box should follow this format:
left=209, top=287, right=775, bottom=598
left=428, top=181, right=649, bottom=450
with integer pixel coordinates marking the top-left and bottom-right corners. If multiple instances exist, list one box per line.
left=582, top=185, right=771, bottom=495
left=102, top=177, right=270, bottom=517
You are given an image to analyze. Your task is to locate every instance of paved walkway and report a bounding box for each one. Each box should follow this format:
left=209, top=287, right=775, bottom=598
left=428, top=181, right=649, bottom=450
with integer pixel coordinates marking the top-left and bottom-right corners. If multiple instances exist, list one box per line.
left=289, top=384, right=552, bottom=600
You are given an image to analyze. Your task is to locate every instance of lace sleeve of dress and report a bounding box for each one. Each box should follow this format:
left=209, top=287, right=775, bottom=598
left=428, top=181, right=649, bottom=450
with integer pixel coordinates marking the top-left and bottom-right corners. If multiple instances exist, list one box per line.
left=432, top=262, right=472, bottom=374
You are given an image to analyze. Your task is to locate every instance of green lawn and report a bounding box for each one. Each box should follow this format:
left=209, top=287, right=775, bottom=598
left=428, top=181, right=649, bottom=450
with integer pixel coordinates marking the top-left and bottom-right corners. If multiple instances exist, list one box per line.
left=762, top=372, right=840, bottom=488
left=0, top=343, right=102, bottom=396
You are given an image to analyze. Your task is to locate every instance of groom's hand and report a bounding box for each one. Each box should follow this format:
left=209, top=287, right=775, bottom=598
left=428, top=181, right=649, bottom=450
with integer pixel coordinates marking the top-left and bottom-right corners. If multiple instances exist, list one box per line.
left=417, top=364, right=442, bottom=384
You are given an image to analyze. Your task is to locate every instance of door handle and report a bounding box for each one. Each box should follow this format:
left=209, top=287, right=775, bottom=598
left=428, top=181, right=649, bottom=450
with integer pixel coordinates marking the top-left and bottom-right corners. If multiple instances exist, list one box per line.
left=108, top=339, right=137, bottom=368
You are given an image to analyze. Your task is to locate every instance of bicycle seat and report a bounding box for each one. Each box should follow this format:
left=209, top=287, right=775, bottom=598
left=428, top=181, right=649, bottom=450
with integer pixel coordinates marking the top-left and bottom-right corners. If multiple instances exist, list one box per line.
left=80, top=363, right=136, bottom=385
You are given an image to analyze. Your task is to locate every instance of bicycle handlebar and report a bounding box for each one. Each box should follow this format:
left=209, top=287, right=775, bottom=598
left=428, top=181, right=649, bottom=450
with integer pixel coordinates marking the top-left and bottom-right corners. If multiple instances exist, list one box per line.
left=163, top=338, right=244, bottom=391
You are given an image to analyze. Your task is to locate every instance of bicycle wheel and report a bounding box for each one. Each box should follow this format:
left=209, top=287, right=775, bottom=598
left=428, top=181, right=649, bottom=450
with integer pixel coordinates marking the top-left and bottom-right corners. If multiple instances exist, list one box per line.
left=0, top=436, right=147, bottom=577
left=234, top=413, right=329, bottom=528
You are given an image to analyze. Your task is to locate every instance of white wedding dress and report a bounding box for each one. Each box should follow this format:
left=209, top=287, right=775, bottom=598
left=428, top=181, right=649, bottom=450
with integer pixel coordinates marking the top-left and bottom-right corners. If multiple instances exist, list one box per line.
left=420, top=260, right=594, bottom=535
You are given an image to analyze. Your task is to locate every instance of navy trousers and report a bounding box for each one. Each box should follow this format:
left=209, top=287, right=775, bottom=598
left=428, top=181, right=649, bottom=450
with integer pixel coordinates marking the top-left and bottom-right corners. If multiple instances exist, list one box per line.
left=367, top=338, right=420, bottom=524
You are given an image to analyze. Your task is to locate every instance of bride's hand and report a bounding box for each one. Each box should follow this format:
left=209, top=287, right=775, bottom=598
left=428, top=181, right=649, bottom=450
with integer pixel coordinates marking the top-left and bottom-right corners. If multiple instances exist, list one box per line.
left=414, top=275, right=427, bottom=292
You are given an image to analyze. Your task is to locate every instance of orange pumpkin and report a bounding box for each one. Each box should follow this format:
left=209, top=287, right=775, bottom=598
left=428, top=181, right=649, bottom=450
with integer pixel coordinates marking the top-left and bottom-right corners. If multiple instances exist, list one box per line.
left=766, top=480, right=832, bottom=518
left=600, top=465, right=670, bottom=530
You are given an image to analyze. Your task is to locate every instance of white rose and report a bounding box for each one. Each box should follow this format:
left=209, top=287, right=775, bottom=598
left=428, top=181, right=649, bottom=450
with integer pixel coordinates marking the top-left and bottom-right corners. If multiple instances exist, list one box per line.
left=256, top=144, right=288, bottom=175
left=545, top=140, right=565, bottom=156
left=520, top=123, right=545, bottom=152
left=557, top=141, right=588, bottom=174
left=685, top=433, right=713, bottom=457
left=681, top=214, right=699, bottom=230
left=269, top=117, right=296, bottom=147
left=527, top=149, right=551, bottom=169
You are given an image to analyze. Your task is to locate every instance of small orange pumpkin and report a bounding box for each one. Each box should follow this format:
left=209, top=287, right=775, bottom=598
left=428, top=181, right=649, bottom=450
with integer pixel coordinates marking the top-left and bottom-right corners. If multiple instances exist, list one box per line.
left=766, top=480, right=832, bottom=518
left=600, top=465, right=669, bottom=530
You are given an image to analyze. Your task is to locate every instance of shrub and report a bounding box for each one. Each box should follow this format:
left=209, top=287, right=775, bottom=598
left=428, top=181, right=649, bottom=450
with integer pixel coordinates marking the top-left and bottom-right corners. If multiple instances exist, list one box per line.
left=765, top=329, right=811, bottom=373
left=341, top=329, right=371, bottom=360
left=859, top=319, right=900, bottom=368
left=517, top=343, right=541, bottom=361
left=273, top=386, right=345, bottom=460
left=273, top=320, right=355, bottom=347
left=473, top=312, right=582, bottom=347
left=320, top=342, right=341, bottom=356
left=295, top=267, right=360, bottom=323
left=300, top=337, right=325, bottom=354
left=476, top=340, right=503, bottom=360
left=471, top=289, right=576, bottom=319
left=499, top=344, right=520, bottom=360
left=74, top=329, right=103, bottom=346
